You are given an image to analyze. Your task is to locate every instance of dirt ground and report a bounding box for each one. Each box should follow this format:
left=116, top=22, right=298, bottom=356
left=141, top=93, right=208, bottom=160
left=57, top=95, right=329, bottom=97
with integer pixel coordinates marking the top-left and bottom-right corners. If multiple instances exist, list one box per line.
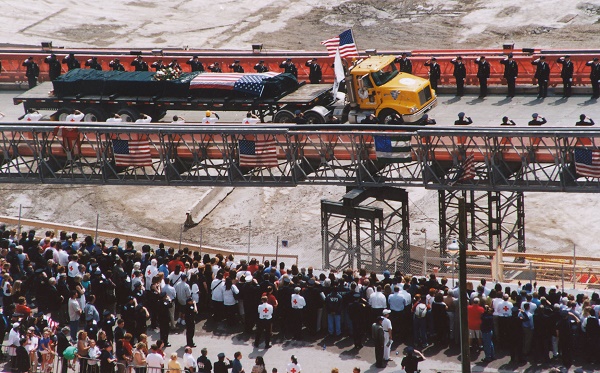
left=2, top=0, right=600, bottom=265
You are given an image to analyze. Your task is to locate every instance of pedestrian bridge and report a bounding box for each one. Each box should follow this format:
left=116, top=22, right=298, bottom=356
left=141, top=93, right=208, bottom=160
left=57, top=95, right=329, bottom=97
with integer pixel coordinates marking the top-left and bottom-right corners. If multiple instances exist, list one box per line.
left=0, top=122, right=600, bottom=193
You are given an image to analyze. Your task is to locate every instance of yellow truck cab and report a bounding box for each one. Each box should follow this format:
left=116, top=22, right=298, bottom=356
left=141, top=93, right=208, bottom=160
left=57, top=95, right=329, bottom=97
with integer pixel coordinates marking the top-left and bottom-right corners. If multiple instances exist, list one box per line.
left=346, top=55, right=437, bottom=124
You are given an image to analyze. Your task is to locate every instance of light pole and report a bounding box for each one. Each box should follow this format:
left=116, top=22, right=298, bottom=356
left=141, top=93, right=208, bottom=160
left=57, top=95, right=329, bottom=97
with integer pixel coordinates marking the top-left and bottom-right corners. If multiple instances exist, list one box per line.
left=421, top=228, right=427, bottom=276
left=448, top=238, right=459, bottom=288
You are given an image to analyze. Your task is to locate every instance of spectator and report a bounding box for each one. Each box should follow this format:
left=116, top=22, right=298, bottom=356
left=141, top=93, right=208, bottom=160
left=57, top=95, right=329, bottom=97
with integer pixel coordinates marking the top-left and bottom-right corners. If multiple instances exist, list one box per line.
left=467, top=297, right=484, bottom=351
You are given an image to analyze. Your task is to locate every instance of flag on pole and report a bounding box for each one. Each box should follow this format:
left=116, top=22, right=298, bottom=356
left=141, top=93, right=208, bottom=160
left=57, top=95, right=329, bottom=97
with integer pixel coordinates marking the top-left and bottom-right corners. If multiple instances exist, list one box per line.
left=47, top=316, right=59, bottom=332
left=373, top=135, right=413, bottom=163
left=331, top=47, right=345, bottom=98
left=451, top=154, right=476, bottom=184
left=321, top=29, right=360, bottom=58
left=112, top=135, right=152, bottom=167
left=239, top=135, right=278, bottom=167
left=574, top=148, right=600, bottom=177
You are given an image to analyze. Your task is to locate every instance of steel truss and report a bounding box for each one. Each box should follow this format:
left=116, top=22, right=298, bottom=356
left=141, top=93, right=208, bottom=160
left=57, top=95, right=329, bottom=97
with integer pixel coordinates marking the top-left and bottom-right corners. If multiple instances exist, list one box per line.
left=321, top=187, right=410, bottom=272
left=438, top=190, right=525, bottom=254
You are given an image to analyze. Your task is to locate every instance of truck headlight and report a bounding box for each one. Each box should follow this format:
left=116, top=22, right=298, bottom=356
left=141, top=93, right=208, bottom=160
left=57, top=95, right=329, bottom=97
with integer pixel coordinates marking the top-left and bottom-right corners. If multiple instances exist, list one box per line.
left=409, top=106, right=417, bottom=113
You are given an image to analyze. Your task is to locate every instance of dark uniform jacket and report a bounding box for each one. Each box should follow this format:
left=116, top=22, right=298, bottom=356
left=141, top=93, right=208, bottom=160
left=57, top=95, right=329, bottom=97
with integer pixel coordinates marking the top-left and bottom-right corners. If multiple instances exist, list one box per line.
left=500, top=59, right=518, bottom=79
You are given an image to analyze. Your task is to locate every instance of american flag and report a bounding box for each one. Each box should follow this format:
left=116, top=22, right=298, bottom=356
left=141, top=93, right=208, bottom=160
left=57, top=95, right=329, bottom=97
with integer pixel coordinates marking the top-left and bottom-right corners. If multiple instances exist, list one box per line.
left=321, top=29, right=360, bottom=58
left=47, top=315, right=59, bottom=331
left=575, top=148, right=600, bottom=178
left=239, top=136, right=278, bottom=167
left=112, top=135, right=152, bottom=167
left=451, top=154, right=475, bottom=184
left=190, top=72, right=279, bottom=97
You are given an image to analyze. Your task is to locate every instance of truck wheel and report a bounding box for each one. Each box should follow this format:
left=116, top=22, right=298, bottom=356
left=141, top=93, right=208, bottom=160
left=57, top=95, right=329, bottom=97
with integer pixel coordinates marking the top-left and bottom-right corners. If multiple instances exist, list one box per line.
left=83, top=107, right=107, bottom=122
left=52, top=108, right=72, bottom=122
left=273, top=110, right=295, bottom=123
left=117, top=108, right=140, bottom=122
left=303, top=111, right=325, bottom=124
left=378, top=109, right=400, bottom=124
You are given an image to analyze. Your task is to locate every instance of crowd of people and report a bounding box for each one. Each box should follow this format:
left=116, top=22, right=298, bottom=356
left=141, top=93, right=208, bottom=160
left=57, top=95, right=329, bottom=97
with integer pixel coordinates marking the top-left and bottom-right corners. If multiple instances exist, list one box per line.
left=0, top=223, right=595, bottom=372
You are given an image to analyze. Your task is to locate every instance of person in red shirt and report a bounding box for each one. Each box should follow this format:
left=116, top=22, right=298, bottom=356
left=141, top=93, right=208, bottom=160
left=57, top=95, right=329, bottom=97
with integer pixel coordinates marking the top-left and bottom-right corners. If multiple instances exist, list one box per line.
left=247, top=258, right=259, bottom=275
left=167, top=254, right=185, bottom=273
left=467, top=297, right=485, bottom=351
left=262, top=286, right=278, bottom=310
left=14, top=296, right=31, bottom=317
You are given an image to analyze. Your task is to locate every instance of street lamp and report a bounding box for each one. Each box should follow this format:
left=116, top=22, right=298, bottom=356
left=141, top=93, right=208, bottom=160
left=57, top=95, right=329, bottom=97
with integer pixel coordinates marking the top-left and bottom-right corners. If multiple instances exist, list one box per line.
left=448, top=238, right=460, bottom=288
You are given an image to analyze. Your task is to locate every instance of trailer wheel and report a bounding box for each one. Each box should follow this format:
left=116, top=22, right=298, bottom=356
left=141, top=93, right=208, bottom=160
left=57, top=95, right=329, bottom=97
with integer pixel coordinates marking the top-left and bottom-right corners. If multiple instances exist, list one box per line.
left=273, top=110, right=295, bottom=123
left=303, top=111, right=326, bottom=124
left=52, top=108, right=72, bottom=122
left=378, top=108, right=400, bottom=124
left=83, top=107, right=107, bottom=122
left=117, top=108, right=140, bottom=122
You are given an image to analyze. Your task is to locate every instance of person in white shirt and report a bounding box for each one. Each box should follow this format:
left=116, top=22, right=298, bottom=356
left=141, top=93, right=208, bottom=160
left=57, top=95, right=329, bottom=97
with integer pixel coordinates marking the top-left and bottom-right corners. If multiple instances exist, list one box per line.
left=242, top=112, right=259, bottom=125
left=19, top=108, right=43, bottom=122
left=183, top=346, right=197, bottom=372
left=202, top=110, right=219, bottom=124
left=286, top=355, right=301, bottom=373
left=381, top=310, right=393, bottom=361
left=171, top=115, right=186, bottom=123
left=211, top=274, right=225, bottom=321
left=135, top=113, right=152, bottom=123
left=255, top=296, right=273, bottom=348
left=106, top=114, right=122, bottom=123
left=146, top=344, right=165, bottom=370
left=65, top=109, right=84, bottom=122
left=67, top=255, right=80, bottom=279
left=8, top=323, right=21, bottom=359
left=87, top=339, right=101, bottom=367
left=369, top=286, right=387, bottom=317
left=175, top=275, right=192, bottom=325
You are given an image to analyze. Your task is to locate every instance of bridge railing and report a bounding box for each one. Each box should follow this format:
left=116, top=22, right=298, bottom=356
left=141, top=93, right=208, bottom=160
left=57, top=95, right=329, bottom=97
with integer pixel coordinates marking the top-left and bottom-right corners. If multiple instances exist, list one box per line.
left=1, top=123, right=600, bottom=191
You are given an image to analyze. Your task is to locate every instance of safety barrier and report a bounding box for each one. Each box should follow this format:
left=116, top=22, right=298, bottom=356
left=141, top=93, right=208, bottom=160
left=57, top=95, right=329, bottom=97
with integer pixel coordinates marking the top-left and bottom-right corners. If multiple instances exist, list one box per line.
left=1, top=47, right=600, bottom=88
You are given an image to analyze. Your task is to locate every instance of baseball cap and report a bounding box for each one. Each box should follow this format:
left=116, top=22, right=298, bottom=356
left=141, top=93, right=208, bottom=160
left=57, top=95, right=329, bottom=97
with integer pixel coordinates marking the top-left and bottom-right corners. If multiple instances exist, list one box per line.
left=532, top=113, right=538, bottom=118
left=218, top=353, right=226, bottom=359
left=382, top=309, right=391, bottom=315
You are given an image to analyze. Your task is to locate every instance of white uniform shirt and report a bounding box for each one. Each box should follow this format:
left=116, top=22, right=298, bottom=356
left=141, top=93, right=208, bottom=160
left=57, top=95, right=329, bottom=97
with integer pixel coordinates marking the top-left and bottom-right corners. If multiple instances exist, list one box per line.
left=496, top=300, right=513, bottom=317
left=202, top=117, right=218, bottom=124
left=8, top=328, right=20, bottom=347
left=291, top=294, right=306, bottom=309
left=258, top=302, right=274, bottom=319
left=146, top=352, right=164, bottom=368
left=135, top=116, right=152, bottom=123
left=22, top=113, right=43, bottom=121
left=145, top=264, right=158, bottom=290
left=242, top=117, right=259, bottom=125
left=65, top=113, right=84, bottom=122
left=210, top=279, right=225, bottom=302
left=106, top=117, right=122, bottom=123
left=382, top=317, right=392, bottom=334
left=286, top=362, right=301, bottom=373
left=67, top=260, right=80, bottom=277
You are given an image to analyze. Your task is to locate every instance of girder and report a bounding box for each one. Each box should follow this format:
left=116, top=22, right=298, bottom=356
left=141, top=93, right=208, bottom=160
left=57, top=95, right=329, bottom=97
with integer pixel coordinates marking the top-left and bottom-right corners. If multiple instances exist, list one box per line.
left=0, top=123, right=600, bottom=192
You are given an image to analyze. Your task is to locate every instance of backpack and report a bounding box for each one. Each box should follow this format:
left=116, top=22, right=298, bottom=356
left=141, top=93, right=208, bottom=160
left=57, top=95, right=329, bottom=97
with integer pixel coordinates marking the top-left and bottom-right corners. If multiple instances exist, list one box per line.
left=415, top=303, right=427, bottom=318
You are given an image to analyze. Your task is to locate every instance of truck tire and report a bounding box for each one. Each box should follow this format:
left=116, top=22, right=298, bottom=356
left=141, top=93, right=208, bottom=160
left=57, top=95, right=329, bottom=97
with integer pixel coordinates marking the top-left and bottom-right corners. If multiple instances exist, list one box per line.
left=83, top=107, right=107, bottom=122
left=273, top=110, right=295, bottom=123
left=303, top=111, right=325, bottom=124
left=52, top=108, right=72, bottom=122
left=117, top=108, right=140, bottom=122
left=378, top=108, right=400, bottom=124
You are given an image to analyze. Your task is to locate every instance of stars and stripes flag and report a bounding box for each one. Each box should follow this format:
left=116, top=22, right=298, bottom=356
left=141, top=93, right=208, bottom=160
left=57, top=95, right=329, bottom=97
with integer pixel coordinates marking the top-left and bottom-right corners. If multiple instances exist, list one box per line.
left=321, top=29, right=360, bottom=58
left=373, top=135, right=413, bottom=163
left=239, top=135, right=278, bottom=167
left=47, top=315, right=59, bottom=332
left=451, top=154, right=476, bottom=184
left=190, top=72, right=279, bottom=97
left=574, top=148, right=600, bottom=178
left=112, top=135, right=152, bottom=167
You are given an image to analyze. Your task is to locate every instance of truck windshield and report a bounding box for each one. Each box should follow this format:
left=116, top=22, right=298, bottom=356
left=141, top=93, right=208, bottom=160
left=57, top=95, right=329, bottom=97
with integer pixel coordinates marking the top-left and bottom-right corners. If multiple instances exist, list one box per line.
left=370, top=63, right=399, bottom=86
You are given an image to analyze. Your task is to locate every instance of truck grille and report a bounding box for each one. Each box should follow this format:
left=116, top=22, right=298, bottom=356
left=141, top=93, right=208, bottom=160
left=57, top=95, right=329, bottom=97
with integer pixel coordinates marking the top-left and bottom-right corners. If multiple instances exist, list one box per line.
left=418, top=86, right=433, bottom=106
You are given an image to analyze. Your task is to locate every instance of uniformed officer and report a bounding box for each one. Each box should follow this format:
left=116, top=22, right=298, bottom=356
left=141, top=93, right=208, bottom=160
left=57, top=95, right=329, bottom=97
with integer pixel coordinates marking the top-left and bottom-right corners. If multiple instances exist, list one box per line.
left=62, top=53, right=81, bottom=71
left=279, top=58, right=298, bottom=78
left=184, top=297, right=198, bottom=347
left=500, top=53, right=518, bottom=97
left=474, top=56, right=490, bottom=98
left=395, top=53, right=413, bottom=74
left=528, top=113, right=547, bottom=126
left=557, top=55, right=574, bottom=97
left=291, top=287, right=306, bottom=339
left=254, top=60, right=268, bottom=73
left=454, top=112, right=473, bottom=125
left=168, top=59, right=182, bottom=71
left=531, top=56, right=550, bottom=98
left=230, top=60, right=244, bottom=73
left=108, top=58, right=125, bottom=71
left=197, top=347, right=212, bottom=373
left=305, top=59, right=322, bottom=84
left=372, top=317, right=385, bottom=368
left=151, top=59, right=166, bottom=71
left=576, top=114, right=595, bottom=126
left=131, top=55, right=149, bottom=71
left=208, top=62, right=222, bottom=73
left=450, top=56, right=466, bottom=96
left=186, top=56, right=205, bottom=72
left=44, top=53, right=62, bottom=81
left=382, top=310, right=393, bottom=361
left=157, top=292, right=172, bottom=347
left=424, top=57, right=441, bottom=92
left=85, top=57, right=102, bottom=71
left=22, top=57, right=39, bottom=89
left=255, top=296, right=273, bottom=348
left=585, top=57, right=600, bottom=99
left=347, top=293, right=367, bottom=348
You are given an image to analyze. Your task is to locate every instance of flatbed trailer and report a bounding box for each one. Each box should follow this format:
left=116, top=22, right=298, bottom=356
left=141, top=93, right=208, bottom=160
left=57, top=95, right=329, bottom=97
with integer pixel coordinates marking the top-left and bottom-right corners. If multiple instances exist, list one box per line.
left=13, top=81, right=336, bottom=123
